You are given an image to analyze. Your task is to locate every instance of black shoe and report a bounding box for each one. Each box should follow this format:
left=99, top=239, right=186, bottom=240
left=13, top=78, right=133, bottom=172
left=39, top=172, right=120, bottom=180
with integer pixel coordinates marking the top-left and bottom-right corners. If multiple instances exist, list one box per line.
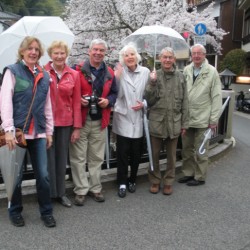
left=186, top=179, right=205, bottom=186
left=127, top=182, right=136, bottom=193
left=41, top=215, right=56, bottom=228
left=178, top=176, right=194, bottom=183
left=118, top=188, right=126, bottom=198
left=10, top=214, right=25, bottom=227
left=59, top=195, right=72, bottom=207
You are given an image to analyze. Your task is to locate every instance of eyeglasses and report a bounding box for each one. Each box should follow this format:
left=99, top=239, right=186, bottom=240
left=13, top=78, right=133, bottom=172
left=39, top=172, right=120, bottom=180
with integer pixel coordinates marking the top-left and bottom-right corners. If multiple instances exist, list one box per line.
left=191, top=52, right=204, bottom=56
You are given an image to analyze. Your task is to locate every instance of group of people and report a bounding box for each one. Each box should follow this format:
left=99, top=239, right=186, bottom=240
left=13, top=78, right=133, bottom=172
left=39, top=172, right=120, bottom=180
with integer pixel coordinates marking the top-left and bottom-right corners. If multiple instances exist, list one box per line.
left=0, top=35, right=222, bottom=228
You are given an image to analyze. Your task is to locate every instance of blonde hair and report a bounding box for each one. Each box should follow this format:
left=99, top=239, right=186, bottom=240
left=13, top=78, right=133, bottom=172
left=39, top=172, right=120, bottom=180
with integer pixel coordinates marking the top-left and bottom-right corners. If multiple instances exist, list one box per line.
left=17, top=36, right=44, bottom=61
left=47, top=40, right=70, bottom=57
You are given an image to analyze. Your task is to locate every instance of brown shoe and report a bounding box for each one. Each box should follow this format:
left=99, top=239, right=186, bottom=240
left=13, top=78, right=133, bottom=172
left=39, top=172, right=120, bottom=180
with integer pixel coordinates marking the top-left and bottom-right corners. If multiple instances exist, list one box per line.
left=163, top=185, right=173, bottom=195
left=74, top=195, right=85, bottom=206
left=150, top=184, right=160, bottom=194
left=88, top=192, right=105, bottom=202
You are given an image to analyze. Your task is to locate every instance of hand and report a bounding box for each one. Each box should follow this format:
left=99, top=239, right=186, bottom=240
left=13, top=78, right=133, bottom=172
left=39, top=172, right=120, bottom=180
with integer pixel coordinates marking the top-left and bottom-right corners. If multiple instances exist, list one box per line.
left=81, top=95, right=89, bottom=107
left=71, top=128, right=80, bottom=143
left=131, top=101, right=144, bottom=111
left=114, top=63, right=123, bottom=79
left=5, top=131, right=16, bottom=150
left=181, top=128, right=186, bottom=137
left=150, top=70, right=157, bottom=83
left=208, top=124, right=217, bottom=136
left=208, top=124, right=217, bottom=129
left=46, top=135, right=53, bottom=149
left=98, top=97, right=109, bottom=108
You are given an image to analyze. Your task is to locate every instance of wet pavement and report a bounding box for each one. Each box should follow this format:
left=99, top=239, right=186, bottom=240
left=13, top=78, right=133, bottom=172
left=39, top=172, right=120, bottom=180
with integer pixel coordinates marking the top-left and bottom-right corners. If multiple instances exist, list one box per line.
left=0, top=112, right=249, bottom=250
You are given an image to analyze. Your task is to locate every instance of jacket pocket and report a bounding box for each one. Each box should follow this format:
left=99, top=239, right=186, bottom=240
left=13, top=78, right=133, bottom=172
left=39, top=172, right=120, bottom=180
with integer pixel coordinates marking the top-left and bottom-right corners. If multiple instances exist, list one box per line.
left=173, top=114, right=181, bottom=135
left=148, top=112, right=164, bottom=136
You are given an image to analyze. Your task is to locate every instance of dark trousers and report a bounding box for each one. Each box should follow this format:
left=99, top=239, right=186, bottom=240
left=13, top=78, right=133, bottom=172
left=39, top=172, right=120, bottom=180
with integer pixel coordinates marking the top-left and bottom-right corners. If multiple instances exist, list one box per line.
left=9, top=138, right=53, bottom=218
left=47, top=126, right=71, bottom=198
left=116, top=135, right=143, bottom=186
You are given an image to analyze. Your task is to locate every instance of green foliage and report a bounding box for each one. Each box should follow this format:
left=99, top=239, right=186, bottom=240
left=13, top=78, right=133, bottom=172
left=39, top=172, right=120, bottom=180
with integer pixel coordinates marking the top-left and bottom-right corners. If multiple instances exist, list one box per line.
left=219, top=49, right=247, bottom=76
left=1, top=0, right=65, bottom=17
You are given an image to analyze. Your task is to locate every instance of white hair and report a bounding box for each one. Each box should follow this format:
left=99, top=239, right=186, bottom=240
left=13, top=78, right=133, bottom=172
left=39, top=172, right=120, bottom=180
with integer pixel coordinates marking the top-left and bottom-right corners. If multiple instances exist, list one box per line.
left=191, top=44, right=206, bottom=54
left=159, top=47, right=176, bottom=58
left=89, top=39, right=108, bottom=50
left=119, top=43, right=141, bottom=65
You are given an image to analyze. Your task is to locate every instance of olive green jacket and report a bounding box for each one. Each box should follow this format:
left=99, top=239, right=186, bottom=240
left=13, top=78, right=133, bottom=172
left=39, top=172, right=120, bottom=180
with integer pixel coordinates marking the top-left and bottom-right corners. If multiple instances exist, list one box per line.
left=144, top=67, right=189, bottom=139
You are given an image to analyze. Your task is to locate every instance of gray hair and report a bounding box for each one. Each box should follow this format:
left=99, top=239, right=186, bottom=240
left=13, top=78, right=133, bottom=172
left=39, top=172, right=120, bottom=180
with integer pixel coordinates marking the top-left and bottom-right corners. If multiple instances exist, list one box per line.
left=191, top=44, right=206, bottom=54
left=89, top=39, right=108, bottom=50
left=119, top=43, right=141, bottom=65
left=159, top=47, right=176, bottom=58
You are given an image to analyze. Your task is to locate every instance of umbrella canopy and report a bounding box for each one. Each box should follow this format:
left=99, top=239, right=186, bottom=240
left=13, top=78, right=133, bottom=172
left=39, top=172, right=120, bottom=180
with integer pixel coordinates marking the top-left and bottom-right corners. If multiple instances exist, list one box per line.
left=122, top=25, right=189, bottom=65
left=0, top=145, right=26, bottom=203
left=0, top=16, right=75, bottom=72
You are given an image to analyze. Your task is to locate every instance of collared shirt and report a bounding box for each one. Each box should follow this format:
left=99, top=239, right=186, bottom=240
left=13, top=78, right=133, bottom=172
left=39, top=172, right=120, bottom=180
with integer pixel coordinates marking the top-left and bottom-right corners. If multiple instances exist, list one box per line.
left=0, top=69, right=54, bottom=138
left=193, top=62, right=204, bottom=77
left=124, top=65, right=139, bottom=82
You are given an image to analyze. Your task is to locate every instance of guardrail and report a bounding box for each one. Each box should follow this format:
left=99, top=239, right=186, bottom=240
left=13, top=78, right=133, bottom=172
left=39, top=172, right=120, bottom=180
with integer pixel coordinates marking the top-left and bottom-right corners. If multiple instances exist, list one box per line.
left=0, top=97, right=230, bottom=184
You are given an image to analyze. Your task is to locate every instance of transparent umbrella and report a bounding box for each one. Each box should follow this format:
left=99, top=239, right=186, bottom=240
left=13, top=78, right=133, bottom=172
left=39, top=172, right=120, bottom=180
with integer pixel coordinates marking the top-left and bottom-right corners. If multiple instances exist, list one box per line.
left=0, top=145, right=26, bottom=207
left=122, top=25, right=189, bottom=69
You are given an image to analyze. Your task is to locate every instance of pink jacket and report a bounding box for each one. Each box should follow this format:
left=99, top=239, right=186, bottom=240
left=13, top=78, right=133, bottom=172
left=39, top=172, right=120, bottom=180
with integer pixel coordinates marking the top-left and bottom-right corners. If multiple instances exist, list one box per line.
left=44, top=62, right=82, bottom=128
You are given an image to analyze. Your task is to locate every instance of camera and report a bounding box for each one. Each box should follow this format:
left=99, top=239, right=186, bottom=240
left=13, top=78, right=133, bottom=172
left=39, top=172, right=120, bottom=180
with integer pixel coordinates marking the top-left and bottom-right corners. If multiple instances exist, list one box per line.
left=83, top=94, right=99, bottom=115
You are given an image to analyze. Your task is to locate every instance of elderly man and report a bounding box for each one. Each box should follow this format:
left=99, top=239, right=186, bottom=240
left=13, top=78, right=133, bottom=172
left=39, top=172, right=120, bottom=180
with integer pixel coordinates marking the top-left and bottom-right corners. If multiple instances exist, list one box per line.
left=69, top=39, right=117, bottom=205
left=144, top=47, right=189, bottom=195
left=178, top=44, right=222, bottom=186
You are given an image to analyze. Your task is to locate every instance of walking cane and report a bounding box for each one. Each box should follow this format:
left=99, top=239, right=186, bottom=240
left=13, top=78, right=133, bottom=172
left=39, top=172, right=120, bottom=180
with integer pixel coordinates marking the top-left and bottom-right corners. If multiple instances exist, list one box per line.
left=198, top=96, right=231, bottom=155
left=143, top=100, right=154, bottom=171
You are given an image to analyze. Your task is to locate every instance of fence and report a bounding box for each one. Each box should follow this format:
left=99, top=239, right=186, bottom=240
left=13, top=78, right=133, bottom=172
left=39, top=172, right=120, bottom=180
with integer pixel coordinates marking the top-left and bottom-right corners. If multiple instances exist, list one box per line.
left=0, top=97, right=230, bottom=184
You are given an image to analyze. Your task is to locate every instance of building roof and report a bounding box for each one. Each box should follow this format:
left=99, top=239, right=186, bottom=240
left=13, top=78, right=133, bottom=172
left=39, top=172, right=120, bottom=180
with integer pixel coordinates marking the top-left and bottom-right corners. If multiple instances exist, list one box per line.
left=0, top=11, right=20, bottom=20
left=237, top=0, right=250, bottom=10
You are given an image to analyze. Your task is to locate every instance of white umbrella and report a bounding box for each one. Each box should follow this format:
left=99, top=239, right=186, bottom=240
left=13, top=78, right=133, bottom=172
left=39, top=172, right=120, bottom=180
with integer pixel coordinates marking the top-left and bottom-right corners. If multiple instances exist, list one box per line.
left=0, top=16, right=75, bottom=72
left=122, top=25, right=189, bottom=69
left=0, top=145, right=26, bottom=207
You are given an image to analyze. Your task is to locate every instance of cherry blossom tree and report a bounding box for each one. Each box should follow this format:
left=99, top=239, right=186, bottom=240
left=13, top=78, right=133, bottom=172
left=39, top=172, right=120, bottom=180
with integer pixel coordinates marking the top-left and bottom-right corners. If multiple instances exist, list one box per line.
left=64, top=0, right=227, bottom=64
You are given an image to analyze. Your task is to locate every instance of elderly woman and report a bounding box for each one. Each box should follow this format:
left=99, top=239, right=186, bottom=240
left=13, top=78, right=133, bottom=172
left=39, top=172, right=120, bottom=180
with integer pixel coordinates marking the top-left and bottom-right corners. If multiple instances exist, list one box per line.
left=0, top=36, right=56, bottom=227
left=112, top=43, right=150, bottom=198
left=44, top=41, right=81, bottom=207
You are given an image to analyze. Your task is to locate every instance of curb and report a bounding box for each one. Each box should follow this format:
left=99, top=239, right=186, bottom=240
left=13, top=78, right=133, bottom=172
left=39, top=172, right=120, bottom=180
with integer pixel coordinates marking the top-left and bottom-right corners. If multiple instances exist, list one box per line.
left=0, top=139, right=233, bottom=200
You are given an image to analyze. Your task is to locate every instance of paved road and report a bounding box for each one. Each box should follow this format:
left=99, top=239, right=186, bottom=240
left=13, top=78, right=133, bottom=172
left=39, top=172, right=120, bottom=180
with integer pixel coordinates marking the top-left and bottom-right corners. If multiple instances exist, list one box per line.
left=0, top=112, right=250, bottom=250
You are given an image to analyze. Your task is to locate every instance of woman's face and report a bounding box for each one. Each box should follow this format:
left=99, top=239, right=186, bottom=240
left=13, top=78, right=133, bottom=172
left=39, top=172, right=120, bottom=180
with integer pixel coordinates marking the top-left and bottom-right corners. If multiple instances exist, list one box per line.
left=123, top=49, right=137, bottom=71
left=50, top=47, right=67, bottom=69
left=21, top=41, right=40, bottom=68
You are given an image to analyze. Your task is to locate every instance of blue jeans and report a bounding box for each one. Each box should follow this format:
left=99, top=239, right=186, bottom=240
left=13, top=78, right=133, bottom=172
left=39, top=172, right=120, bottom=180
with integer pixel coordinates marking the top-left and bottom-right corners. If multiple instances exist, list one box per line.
left=9, top=138, right=53, bottom=218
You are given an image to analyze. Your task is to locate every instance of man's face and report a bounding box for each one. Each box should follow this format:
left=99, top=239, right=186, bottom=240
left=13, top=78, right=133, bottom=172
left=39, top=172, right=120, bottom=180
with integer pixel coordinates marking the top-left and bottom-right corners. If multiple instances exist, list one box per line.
left=160, top=51, right=176, bottom=71
left=89, top=44, right=106, bottom=68
left=191, top=47, right=206, bottom=67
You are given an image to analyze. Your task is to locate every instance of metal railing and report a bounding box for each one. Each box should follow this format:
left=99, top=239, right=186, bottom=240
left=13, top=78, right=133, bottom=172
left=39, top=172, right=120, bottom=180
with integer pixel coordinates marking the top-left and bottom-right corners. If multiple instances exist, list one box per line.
left=0, top=97, right=230, bottom=184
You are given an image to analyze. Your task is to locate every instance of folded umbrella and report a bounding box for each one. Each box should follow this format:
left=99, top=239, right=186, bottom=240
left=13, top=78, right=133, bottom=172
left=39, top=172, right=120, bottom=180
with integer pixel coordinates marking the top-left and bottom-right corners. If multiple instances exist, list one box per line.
left=143, top=100, right=154, bottom=171
left=198, top=96, right=231, bottom=155
left=0, top=145, right=26, bottom=207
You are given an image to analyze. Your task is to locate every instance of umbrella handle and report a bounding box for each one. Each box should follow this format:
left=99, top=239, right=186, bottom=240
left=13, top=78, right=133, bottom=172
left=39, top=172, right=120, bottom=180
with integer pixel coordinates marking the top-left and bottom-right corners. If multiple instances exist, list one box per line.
left=153, top=35, right=157, bottom=71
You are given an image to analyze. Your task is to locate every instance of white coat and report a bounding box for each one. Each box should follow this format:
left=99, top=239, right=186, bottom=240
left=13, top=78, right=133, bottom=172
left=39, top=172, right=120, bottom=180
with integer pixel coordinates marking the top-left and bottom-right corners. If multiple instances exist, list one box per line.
left=112, top=65, right=150, bottom=138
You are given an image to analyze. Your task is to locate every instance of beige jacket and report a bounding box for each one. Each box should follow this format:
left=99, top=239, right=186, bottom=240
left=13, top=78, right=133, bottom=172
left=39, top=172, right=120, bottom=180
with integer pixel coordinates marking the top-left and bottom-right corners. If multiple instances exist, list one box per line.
left=183, top=59, right=222, bottom=128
